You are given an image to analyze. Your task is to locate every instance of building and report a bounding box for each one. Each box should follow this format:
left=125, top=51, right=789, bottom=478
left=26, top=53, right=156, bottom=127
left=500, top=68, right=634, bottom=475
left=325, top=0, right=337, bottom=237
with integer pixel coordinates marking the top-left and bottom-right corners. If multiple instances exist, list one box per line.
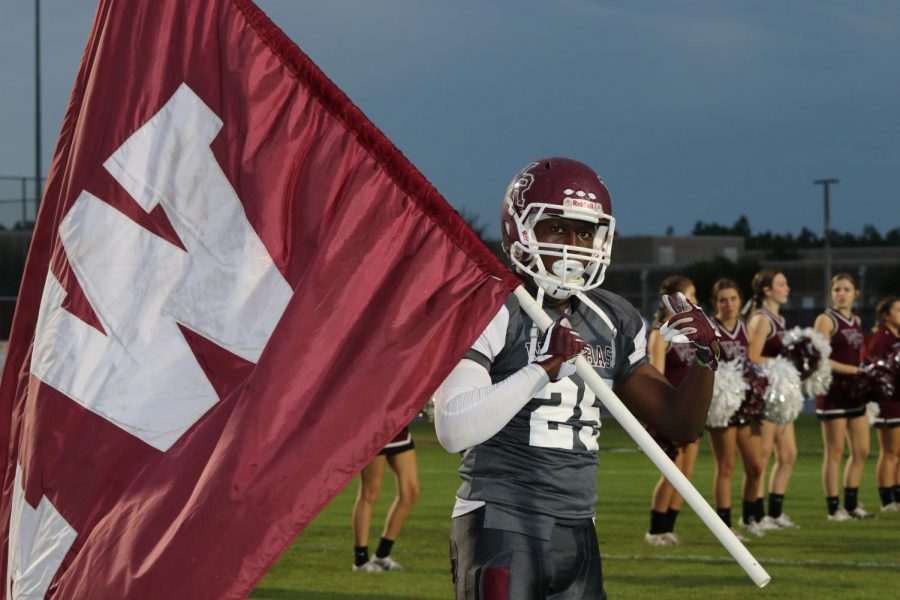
left=604, top=235, right=899, bottom=327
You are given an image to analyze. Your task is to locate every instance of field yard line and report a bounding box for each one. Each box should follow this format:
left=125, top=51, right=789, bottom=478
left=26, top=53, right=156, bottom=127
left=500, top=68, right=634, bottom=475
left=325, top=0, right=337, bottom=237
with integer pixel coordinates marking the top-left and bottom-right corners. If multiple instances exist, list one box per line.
left=602, top=554, right=900, bottom=570
left=295, top=546, right=898, bottom=570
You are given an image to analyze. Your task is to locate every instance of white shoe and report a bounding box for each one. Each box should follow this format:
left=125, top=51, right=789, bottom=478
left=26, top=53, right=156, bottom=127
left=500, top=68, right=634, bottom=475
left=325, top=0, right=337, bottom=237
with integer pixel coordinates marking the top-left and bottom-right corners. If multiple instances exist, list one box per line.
left=740, top=519, right=766, bottom=537
left=352, top=560, right=384, bottom=573
left=662, top=532, right=681, bottom=545
left=771, top=513, right=799, bottom=528
left=758, top=516, right=781, bottom=530
left=828, top=508, right=852, bottom=522
left=730, top=527, right=747, bottom=542
left=372, top=556, right=403, bottom=571
left=849, top=506, right=873, bottom=519
left=644, top=532, right=674, bottom=546
left=880, top=502, right=900, bottom=512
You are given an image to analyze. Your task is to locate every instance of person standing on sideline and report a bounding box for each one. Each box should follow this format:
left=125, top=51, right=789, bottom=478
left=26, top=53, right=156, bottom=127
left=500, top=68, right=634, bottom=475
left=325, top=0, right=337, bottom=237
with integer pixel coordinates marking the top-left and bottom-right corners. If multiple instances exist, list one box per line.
left=435, top=157, right=719, bottom=599
left=351, top=426, right=420, bottom=572
left=707, top=279, right=767, bottom=538
left=644, top=276, right=703, bottom=546
left=864, top=297, right=900, bottom=512
left=747, top=269, right=799, bottom=529
left=814, top=274, right=871, bottom=520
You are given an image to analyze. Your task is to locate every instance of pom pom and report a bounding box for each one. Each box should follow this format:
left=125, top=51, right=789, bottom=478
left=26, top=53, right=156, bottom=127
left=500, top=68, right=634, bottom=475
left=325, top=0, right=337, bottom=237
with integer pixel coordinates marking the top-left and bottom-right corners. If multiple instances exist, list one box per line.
left=866, top=401, right=880, bottom=426
left=707, top=359, right=745, bottom=428
left=734, top=363, right=768, bottom=425
left=762, top=356, right=805, bottom=424
left=852, top=348, right=899, bottom=404
left=782, top=327, right=832, bottom=393
left=420, top=395, right=436, bottom=423
left=798, top=327, right=832, bottom=395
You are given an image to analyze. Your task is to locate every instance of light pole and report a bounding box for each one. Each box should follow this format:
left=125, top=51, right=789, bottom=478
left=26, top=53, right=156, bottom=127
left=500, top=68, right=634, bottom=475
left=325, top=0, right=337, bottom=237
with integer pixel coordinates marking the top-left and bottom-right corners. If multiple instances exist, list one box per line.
left=35, top=0, right=42, bottom=216
left=813, top=178, right=838, bottom=305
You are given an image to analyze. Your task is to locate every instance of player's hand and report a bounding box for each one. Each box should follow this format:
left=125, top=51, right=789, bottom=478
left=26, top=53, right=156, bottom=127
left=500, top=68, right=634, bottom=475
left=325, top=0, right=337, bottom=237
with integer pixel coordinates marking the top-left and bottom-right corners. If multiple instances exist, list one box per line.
left=534, top=318, right=587, bottom=382
left=659, top=292, right=721, bottom=371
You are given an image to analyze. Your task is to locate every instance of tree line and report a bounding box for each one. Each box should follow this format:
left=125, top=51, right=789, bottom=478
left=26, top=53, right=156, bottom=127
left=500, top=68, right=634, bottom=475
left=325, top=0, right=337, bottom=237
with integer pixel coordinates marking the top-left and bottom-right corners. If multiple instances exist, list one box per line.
left=693, top=216, right=900, bottom=260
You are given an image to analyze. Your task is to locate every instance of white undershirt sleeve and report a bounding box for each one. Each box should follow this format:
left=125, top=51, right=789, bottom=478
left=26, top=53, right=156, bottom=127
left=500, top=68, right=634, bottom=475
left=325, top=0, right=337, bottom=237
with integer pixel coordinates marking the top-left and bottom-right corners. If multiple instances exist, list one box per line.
left=434, top=359, right=549, bottom=453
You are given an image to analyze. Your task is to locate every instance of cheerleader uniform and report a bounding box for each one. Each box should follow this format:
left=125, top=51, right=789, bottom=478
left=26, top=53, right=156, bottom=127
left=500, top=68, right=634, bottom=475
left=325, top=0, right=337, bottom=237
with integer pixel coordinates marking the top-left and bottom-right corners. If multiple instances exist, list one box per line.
left=712, top=318, right=760, bottom=426
left=816, top=308, right=865, bottom=420
left=665, top=339, right=696, bottom=387
left=865, top=327, right=900, bottom=427
left=753, top=307, right=796, bottom=526
left=647, top=333, right=697, bottom=457
left=755, top=307, right=786, bottom=359
left=378, top=426, right=415, bottom=456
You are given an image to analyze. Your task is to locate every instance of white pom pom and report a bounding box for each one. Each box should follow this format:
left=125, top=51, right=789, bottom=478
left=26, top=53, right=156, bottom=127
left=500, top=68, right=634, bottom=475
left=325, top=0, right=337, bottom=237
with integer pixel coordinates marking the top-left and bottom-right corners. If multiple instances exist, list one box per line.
left=762, top=357, right=805, bottom=424
left=707, top=359, right=745, bottom=428
left=791, top=327, right=833, bottom=396
left=866, top=401, right=880, bottom=426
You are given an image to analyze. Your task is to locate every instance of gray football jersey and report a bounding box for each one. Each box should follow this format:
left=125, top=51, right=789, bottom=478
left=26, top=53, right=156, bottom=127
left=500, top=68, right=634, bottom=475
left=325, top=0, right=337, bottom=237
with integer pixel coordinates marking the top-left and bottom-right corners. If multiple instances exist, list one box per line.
left=457, top=288, right=648, bottom=522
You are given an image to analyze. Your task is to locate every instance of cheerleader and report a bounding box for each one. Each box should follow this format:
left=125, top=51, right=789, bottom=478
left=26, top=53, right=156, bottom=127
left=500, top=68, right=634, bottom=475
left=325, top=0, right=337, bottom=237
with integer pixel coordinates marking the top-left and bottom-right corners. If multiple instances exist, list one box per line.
left=813, top=274, right=870, bottom=520
left=865, top=297, right=900, bottom=512
left=644, top=276, right=703, bottom=546
left=707, top=279, right=767, bottom=537
left=746, top=269, right=799, bottom=529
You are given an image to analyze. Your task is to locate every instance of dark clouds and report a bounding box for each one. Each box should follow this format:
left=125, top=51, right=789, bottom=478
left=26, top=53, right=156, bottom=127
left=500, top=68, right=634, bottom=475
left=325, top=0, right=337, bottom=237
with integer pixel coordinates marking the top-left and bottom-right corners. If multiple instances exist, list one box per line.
left=2, top=0, right=898, bottom=234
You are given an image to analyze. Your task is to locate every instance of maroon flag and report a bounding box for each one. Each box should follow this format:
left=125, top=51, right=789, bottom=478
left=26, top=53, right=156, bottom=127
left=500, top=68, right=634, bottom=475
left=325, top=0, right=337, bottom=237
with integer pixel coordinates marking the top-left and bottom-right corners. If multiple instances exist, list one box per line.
left=0, top=1, right=518, bottom=597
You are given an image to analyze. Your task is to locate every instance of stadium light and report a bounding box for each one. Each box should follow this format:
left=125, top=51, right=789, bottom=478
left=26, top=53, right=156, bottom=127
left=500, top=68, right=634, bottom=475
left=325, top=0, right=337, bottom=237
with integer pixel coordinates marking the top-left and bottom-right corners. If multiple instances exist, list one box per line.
left=813, top=178, right=838, bottom=305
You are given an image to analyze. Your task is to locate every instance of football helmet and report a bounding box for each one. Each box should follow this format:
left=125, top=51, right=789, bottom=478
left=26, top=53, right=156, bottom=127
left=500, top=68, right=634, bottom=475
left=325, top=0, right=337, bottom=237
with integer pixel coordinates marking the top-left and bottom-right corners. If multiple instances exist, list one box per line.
left=500, top=157, right=615, bottom=299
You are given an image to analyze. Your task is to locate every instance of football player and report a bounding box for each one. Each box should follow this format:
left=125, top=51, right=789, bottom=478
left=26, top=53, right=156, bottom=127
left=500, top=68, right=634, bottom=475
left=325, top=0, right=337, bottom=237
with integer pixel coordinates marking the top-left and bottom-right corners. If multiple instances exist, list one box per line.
left=435, top=158, right=719, bottom=599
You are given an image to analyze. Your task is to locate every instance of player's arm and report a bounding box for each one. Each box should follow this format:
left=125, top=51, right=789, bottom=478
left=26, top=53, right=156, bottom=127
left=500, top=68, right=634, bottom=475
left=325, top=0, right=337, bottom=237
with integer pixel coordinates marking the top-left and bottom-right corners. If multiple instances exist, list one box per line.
left=434, top=359, right=547, bottom=453
left=647, top=328, right=666, bottom=373
left=614, top=293, right=717, bottom=442
left=746, top=313, right=771, bottom=365
left=814, top=313, right=860, bottom=375
left=434, top=317, right=585, bottom=453
left=615, top=362, right=714, bottom=442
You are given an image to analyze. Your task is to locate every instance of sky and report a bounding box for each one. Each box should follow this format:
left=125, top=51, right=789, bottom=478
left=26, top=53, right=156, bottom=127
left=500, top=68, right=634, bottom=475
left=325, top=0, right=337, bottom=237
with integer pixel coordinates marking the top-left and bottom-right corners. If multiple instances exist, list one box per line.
left=1, top=0, right=898, bottom=236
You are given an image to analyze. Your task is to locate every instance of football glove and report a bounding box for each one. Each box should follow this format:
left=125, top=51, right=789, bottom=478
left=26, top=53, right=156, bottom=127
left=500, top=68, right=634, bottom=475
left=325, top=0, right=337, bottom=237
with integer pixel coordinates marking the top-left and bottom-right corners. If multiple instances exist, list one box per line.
left=534, top=317, right=587, bottom=382
left=659, top=292, right=721, bottom=371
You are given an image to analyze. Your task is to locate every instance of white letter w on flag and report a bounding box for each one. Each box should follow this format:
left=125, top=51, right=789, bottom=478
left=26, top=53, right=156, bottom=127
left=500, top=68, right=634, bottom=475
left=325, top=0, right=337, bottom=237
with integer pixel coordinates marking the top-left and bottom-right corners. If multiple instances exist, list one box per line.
left=31, top=83, right=293, bottom=452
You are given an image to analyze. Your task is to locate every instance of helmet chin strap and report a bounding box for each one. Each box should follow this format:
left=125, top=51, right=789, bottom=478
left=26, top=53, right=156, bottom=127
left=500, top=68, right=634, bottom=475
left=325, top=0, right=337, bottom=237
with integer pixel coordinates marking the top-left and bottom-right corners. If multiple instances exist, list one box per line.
left=575, top=291, right=618, bottom=338
left=527, top=286, right=546, bottom=362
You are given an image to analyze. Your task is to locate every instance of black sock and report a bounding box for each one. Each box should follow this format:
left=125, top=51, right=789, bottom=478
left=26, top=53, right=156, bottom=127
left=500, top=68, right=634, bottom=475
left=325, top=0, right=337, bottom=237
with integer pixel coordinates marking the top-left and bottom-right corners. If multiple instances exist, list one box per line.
left=844, top=487, right=859, bottom=513
left=742, top=499, right=754, bottom=524
left=754, top=498, right=765, bottom=522
left=354, top=546, right=369, bottom=567
left=665, top=509, right=680, bottom=533
left=375, top=537, right=394, bottom=559
left=716, top=507, right=732, bottom=528
left=878, top=487, right=893, bottom=507
left=649, top=510, right=668, bottom=534
left=768, top=493, right=785, bottom=519
left=826, top=496, right=840, bottom=515
left=893, top=485, right=900, bottom=504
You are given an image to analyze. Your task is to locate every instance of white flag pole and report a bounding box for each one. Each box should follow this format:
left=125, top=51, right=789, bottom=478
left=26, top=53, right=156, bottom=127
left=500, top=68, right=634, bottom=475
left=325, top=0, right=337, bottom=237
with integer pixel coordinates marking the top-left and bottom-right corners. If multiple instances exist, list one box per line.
left=513, top=286, right=771, bottom=588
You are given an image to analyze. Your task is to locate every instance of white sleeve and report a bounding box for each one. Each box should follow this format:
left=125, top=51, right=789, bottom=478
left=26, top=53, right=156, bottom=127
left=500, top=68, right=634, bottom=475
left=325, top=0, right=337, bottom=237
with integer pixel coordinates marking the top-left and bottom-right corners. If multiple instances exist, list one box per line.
left=469, top=305, right=510, bottom=361
left=434, top=359, right=548, bottom=454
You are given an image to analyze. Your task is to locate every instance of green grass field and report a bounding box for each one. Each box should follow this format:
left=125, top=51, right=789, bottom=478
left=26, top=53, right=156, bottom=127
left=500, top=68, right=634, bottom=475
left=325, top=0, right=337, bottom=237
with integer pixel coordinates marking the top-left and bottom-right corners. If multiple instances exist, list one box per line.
left=252, top=415, right=899, bottom=599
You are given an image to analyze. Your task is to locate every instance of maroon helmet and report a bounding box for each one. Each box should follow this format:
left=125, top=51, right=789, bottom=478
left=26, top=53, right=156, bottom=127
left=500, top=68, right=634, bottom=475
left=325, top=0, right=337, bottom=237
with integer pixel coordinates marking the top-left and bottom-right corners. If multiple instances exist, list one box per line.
left=500, top=157, right=615, bottom=299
